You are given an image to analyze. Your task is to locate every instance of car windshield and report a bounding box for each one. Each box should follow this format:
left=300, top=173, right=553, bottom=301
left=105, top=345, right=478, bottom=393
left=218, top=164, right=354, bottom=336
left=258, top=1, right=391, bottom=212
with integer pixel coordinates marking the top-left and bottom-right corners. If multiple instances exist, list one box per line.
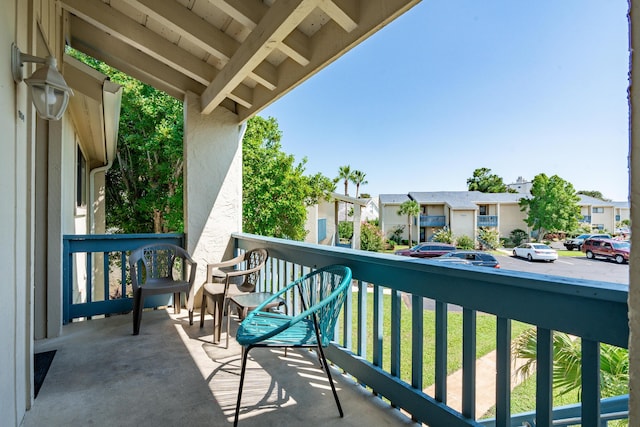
left=531, top=244, right=551, bottom=250
left=613, top=242, right=630, bottom=249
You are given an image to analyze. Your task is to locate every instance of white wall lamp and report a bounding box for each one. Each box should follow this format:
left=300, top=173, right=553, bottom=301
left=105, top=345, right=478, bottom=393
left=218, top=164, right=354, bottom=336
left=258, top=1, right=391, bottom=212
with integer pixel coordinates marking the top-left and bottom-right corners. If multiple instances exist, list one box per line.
left=11, top=43, right=73, bottom=120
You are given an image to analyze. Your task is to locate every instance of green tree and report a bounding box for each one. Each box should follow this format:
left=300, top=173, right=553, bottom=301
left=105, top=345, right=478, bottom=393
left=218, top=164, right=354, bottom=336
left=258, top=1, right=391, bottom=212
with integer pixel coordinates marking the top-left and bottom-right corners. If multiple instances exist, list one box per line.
left=577, top=190, right=612, bottom=202
left=242, top=116, right=334, bottom=240
left=398, top=200, right=420, bottom=245
left=467, top=168, right=515, bottom=193
left=351, top=170, right=368, bottom=198
left=519, top=174, right=581, bottom=239
left=68, top=48, right=185, bottom=234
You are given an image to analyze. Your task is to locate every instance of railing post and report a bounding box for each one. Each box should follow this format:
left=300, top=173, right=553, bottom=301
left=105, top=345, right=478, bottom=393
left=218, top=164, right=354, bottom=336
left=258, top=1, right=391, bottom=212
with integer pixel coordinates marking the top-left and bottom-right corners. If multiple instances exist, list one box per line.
left=495, top=317, right=511, bottom=427
left=582, top=339, right=601, bottom=427
left=536, top=328, right=553, bottom=427
left=462, top=308, right=477, bottom=419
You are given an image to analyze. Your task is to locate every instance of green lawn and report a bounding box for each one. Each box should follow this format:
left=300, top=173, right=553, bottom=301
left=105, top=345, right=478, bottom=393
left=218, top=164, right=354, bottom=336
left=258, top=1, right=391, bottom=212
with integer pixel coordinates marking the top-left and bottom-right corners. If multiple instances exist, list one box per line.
left=339, top=292, right=531, bottom=386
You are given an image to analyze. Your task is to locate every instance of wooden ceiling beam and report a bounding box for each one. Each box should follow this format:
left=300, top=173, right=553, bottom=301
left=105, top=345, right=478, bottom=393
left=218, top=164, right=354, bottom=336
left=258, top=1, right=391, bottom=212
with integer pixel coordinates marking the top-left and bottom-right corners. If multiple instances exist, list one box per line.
left=201, top=0, right=319, bottom=114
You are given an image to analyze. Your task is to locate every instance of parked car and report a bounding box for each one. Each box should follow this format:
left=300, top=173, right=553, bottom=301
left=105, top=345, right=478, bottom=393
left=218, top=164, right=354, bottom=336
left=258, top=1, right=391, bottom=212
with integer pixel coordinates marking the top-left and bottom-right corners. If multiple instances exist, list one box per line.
left=512, top=243, right=558, bottom=262
left=563, top=233, right=611, bottom=251
left=432, top=251, right=500, bottom=268
left=395, top=242, right=456, bottom=258
left=582, top=238, right=630, bottom=264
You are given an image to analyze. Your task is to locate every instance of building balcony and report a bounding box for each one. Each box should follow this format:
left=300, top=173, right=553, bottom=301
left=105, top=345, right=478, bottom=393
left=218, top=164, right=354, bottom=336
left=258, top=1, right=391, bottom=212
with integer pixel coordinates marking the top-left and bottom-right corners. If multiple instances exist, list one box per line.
left=30, top=233, right=629, bottom=426
left=477, top=215, right=498, bottom=227
left=420, top=214, right=446, bottom=227
left=580, top=215, right=592, bottom=223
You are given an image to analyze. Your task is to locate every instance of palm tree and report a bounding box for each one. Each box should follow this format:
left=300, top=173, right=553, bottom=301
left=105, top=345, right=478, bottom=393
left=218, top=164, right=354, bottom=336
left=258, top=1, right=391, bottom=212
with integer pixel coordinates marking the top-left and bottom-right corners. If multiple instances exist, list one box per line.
left=337, top=165, right=353, bottom=196
left=513, top=328, right=629, bottom=398
left=398, top=200, right=420, bottom=246
left=351, top=170, right=368, bottom=198
left=337, top=165, right=354, bottom=221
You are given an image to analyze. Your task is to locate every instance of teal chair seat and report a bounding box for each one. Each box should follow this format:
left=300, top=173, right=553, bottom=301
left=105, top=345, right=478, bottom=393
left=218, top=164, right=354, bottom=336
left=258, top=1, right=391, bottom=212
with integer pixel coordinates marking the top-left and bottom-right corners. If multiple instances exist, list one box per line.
left=233, top=264, right=352, bottom=426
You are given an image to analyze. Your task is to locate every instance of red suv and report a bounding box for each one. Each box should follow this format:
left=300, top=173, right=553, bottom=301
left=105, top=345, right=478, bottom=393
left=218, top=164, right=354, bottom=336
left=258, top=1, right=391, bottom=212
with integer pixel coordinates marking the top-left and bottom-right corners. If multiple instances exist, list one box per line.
left=582, top=238, right=630, bottom=264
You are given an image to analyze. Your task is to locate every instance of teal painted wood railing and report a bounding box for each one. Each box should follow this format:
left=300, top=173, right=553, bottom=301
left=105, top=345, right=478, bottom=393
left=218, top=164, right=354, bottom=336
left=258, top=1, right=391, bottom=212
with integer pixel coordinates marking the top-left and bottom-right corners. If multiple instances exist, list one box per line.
left=62, top=233, right=184, bottom=323
left=477, top=215, right=498, bottom=227
left=231, top=232, right=628, bottom=427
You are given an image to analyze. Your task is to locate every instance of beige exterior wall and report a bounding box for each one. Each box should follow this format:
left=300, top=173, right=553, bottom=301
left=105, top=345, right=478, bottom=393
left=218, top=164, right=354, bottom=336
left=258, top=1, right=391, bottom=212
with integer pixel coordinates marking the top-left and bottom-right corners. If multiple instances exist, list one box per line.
left=184, top=92, right=244, bottom=300
left=381, top=203, right=407, bottom=240
left=450, top=209, right=475, bottom=240
left=590, top=207, right=616, bottom=232
left=497, top=203, right=528, bottom=237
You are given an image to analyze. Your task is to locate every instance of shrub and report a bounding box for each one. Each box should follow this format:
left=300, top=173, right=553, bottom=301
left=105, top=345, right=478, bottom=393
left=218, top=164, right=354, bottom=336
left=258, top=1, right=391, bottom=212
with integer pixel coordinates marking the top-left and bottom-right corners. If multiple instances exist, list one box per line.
left=361, top=221, right=384, bottom=252
left=456, top=235, right=475, bottom=250
left=390, top=225, right=405, bottom=244
left=509, top=228, right=528, bottom=246
left=433, top=228, right=454, bottom=244
left=478, top=227, right=500, bottom=249
left=338, top=221, right=353, bottom=240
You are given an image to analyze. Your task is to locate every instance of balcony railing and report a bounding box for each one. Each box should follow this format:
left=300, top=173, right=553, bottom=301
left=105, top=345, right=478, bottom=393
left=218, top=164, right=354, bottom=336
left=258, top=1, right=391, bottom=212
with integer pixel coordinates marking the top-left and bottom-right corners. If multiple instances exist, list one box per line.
left=580, top=215, right=592, bottom=223
left=477, top=215, right=498, bottom=227
left=63, top=232, right=629, bottom=426
left=62, top=233, right=184, bottom=323
left=420, top=214, right=446, bottom=227
left=231, top=232, right=629, bottom=427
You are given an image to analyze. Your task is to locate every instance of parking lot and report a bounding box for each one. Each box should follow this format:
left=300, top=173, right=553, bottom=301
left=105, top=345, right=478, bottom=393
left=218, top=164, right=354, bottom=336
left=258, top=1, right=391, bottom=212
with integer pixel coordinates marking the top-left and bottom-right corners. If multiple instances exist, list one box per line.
left=496, top=251, right=628, bottom=285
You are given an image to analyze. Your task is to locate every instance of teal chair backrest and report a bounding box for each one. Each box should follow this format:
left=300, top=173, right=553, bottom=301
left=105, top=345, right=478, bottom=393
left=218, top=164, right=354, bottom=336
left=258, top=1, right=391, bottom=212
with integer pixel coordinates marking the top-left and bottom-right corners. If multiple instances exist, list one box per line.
left=296, top=265, right=352, bottom=346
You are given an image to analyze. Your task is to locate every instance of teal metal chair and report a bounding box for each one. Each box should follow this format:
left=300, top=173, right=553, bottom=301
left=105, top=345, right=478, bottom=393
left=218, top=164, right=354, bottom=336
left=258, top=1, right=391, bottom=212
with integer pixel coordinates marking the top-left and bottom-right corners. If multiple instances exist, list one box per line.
left=233, top=265, right=352, bottom=426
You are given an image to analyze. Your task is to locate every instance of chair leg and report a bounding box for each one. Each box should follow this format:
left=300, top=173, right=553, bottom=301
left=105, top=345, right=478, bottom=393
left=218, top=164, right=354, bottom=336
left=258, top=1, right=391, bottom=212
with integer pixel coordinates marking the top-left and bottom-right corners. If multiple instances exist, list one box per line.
left=188, top=309, right=193, bottom=325
left=234, top=346, right=250, bottom=427
left=316, top=344, right=343, bottom=418
left=173, top=292, right=181, bottom=314
left=132, top=290, right=144, bottom=335
left=200, top=292, right=207, bottom=328
left=225, top=298, right=232, bottom=349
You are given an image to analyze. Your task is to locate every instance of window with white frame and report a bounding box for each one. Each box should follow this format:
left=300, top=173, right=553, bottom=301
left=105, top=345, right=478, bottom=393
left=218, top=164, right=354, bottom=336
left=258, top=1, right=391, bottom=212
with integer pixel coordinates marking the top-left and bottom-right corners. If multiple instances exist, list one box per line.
left=76, top=146, right=87, bottom=208
left=593, top=207, right=604, bottom=213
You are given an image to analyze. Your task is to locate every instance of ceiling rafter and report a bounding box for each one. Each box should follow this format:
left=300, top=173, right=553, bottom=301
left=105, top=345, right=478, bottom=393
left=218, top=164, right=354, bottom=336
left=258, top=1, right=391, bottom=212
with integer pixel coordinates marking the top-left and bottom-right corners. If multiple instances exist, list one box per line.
left=201, top=0, right=320, bottom=114
left=119, top=0, right=278, bottom=91
left=61, top=0, right=252, bottom=108
left=318, top=0, right=358, bottom=32
left=210, top=0, right=312, bottom=66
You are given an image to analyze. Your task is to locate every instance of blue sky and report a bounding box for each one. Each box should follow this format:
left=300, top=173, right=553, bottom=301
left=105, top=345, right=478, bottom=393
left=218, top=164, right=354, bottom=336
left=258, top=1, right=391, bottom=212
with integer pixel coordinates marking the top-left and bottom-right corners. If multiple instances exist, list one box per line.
left=261, top=0, right=630, bottom=201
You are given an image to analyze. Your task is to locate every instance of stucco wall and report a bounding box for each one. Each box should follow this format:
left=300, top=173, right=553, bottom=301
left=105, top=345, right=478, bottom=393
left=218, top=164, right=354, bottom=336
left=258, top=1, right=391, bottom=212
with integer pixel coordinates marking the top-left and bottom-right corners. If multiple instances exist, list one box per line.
left=184, top=92, right=243, bottom=298
left=381, top=203, right=406, bottom=239
left=450, top=210, right=475, bottom=240
left=498, top=204, right=528, bottom=237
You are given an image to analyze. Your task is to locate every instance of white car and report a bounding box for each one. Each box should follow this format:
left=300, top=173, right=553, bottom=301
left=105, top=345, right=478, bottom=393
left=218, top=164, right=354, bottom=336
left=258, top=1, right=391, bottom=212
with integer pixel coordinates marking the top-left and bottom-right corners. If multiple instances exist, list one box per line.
left=513, top=243, right=558, bottom=262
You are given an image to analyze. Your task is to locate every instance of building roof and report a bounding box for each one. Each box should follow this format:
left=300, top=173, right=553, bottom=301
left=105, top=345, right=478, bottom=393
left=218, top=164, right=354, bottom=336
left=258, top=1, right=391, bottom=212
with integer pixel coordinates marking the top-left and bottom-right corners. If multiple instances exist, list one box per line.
left=408, top=191, right=523, bottom=209
left=379, top=194, right=411, bottom=204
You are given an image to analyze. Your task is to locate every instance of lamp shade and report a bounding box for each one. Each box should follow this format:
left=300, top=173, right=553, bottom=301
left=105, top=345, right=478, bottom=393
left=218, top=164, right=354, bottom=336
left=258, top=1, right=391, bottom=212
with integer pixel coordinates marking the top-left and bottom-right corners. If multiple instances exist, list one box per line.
left=23, top=56, right=73, bottom=120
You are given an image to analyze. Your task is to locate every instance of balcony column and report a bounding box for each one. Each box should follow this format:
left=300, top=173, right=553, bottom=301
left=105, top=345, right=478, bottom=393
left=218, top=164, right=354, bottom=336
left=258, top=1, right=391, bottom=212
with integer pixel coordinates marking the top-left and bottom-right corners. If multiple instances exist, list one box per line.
left=183, top=92, right=244, bottom=297
left=630, top=1, right=639, bottom=422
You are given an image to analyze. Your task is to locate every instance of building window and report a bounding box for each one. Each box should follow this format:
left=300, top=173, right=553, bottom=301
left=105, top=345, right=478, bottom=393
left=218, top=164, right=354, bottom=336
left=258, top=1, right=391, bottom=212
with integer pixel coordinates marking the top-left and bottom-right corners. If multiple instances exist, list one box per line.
left=593, top=207, right=604, bottom=213
left=479, top=205, right=488, bottom=215
left=76, top=146, right=86, bottom=208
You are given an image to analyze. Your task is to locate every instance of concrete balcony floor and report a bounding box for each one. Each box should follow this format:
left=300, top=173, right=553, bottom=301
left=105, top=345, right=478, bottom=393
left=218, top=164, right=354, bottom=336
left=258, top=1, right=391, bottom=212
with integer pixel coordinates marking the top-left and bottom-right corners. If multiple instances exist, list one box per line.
left=23, top=308, right=419, bottom=427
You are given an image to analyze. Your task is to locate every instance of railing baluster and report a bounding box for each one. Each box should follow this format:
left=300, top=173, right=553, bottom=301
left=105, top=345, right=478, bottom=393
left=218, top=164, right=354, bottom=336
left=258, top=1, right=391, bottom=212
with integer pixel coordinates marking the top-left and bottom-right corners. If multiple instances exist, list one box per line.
left=536, top=327, right=553, bottom=427
left=582, top=339, right=601, bottom=427
left=357, top=280, right=367, bottom=358
left=391, top=289, right=401, bottom=379
left=120, top=252, right=127, bottom=299
left=495, top=316, right=511, bottom=427
left=462, top=308, right=477, bottom=419
left=435, top=300, right=447, bottom=403
left=411, top=294, right=424, bottom=391
left=86, top=252, right=93, bottom=307
left=343, top=276, right=353, bottom=350
left=103, top=252, right=109, bottom=302
left=373, top=284, right=383, bottom=369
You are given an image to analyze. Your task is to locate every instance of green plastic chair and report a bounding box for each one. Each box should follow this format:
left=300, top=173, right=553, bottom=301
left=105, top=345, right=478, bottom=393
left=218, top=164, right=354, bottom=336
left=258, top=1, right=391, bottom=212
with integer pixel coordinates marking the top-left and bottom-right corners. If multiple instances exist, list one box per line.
left=129, top=243, right=197, bottom=335
left=233, top=264, right=352, bottom=426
